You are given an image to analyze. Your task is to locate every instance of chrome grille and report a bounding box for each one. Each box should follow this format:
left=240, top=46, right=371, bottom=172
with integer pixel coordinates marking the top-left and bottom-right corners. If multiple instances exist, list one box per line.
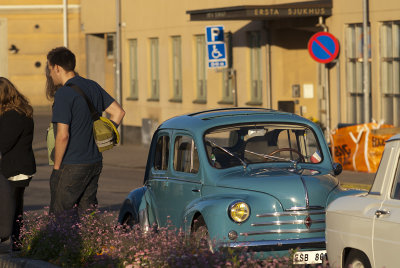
left=240, top=209, right=325, bottom=237
left=257, top=210, right=325, bottom=217
left=252, top=219, right=325, bottom=227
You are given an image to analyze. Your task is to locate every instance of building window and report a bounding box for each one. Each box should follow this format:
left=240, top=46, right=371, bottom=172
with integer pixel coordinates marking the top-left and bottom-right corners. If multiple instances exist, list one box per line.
left=220, top=32, right=234, bottom=104
left=381, top=21, right=400, bottom=126
left=194, top=35, right=207, bottom=103
left=171, top=36, right=182, bottom=102
left=248, top=31, right=262, bottom=105
left=345, top=23, right=371, bottom=124
left=106, top=33, right=115, bottom=58
left=128, top=39, right=138, bottom=100
left=149, top=38, right=159, bottom=101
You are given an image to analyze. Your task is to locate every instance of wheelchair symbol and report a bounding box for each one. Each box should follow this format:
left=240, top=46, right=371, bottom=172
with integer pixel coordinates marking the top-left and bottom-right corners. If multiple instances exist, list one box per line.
left=211, top=45, right=223, bottom=59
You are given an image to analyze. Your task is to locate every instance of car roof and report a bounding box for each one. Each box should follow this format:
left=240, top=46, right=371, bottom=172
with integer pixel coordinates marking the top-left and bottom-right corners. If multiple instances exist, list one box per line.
left=158, top=108, right=315, bottom=134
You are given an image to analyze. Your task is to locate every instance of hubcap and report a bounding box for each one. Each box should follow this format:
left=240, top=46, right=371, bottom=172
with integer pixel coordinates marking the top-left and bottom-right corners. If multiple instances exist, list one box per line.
left=351, top=260, right=365, bottom=268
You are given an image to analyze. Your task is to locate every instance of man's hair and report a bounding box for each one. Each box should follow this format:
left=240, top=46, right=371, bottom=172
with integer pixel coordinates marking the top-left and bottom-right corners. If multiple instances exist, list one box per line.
left=47, top=47, right=76, bottom=71
left=45, top=64, right=79, bottom=101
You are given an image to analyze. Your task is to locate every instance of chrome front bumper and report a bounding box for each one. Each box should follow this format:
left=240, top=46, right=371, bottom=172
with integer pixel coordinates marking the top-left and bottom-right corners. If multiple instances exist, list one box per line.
left=223, top=237, right=325, bottom=251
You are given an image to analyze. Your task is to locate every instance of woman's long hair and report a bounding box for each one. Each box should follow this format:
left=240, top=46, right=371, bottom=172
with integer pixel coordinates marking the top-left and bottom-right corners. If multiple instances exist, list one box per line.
left=45, top=64, right=59, bottom=100
left=0, top=77, right=33, bottom=118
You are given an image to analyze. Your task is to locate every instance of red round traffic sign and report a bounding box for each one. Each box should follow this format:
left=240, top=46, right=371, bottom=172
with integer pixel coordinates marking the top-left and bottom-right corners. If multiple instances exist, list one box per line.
left=308, top=32, right=339, bottom=64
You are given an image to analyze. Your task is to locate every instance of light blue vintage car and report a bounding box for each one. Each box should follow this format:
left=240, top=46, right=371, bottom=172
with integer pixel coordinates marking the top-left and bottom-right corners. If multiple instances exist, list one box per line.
left=118, top=108, right=358, bottom=265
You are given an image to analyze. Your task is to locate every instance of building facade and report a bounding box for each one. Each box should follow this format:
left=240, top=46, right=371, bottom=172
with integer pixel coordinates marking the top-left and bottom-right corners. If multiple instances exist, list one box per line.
left=0, top=0, right=84, bottom=107
left=3, top=1, right=400, bottom=144
left=81, top=0, right=400, bottom=144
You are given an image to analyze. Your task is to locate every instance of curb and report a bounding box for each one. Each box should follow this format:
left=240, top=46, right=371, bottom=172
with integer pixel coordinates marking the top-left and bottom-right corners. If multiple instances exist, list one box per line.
left=0, top=255, right=58, bottom=268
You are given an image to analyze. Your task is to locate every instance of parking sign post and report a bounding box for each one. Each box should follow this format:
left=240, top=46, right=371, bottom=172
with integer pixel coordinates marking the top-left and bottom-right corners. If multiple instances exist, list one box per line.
left=205, top=25, right=227, bottom=68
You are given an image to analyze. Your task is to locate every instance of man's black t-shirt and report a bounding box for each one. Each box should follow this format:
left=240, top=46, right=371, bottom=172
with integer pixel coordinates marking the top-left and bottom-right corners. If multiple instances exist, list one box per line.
left=52, top=76, right=114, bottom=164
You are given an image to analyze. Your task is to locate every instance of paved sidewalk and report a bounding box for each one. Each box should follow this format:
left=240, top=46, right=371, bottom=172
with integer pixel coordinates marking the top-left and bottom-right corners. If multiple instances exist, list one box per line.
left=102, top=143, right=150, bottom=170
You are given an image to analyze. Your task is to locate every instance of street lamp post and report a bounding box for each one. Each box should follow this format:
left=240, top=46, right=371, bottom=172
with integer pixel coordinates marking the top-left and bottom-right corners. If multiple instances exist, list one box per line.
left=363, top=0, right=370, bottom=123
left=116, top=0, right=123, bottom=142
left=63, top=0, right=68, bottom=47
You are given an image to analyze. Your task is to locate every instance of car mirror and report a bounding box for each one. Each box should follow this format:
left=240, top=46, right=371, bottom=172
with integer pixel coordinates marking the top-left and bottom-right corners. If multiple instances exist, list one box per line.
left=248, top=129, right=266, bottom=137
left=333, top=162, right=343, bottom=176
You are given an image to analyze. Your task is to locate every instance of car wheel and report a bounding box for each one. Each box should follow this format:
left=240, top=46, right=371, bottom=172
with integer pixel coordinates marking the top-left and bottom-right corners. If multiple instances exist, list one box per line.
left=191, top=216, right=213, bottom=252
left=121, top=213, right=134, bottom=227
left=344, top=250, right=371, bottom=268
left=118, top=201, right=138, bottom=228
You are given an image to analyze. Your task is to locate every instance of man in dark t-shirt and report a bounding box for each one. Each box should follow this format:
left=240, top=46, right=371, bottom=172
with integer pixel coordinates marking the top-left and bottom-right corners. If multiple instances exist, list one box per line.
left=46, top=47, right=125, bottom=214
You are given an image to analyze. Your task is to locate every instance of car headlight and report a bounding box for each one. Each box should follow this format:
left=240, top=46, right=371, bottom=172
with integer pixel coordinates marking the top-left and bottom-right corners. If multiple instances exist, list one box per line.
left=229, top=201, right=250, bottom=223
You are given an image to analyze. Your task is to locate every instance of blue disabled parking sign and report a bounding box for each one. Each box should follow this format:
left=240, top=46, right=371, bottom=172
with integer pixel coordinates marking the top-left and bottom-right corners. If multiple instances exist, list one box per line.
left=205, top=25, right=227, bottom=68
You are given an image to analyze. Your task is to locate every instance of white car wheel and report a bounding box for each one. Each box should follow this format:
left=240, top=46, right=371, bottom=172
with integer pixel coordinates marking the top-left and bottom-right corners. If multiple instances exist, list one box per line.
left=344, top=250, right=371, bottom=268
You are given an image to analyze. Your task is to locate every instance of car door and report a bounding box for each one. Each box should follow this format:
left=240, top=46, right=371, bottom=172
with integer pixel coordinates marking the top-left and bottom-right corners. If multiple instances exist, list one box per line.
left=161, top=132, right=202, bottom=229
left=373, top=141, right=400, bottom=268
left=146, top=130, right=172, bottom=227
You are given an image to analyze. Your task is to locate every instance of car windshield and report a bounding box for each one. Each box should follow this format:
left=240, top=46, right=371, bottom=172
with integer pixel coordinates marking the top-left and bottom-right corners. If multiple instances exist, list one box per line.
left=204, top=123, right=322, bottom=169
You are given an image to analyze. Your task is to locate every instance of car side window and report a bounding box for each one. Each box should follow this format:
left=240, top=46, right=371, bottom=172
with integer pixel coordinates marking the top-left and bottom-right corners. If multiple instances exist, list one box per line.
left=154, top=135, right=170, bottom=171
left=390, top=157, right=400, bottom=199
left=173, top=135, right=199, bottom=174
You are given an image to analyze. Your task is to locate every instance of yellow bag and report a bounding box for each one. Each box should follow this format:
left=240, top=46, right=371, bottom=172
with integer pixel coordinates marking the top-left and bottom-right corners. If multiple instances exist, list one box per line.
left=46, top=123, right=56, bottom=165
left=93, top=117, right=120, bottom=152
left=46, top=117, right=119, bottom=165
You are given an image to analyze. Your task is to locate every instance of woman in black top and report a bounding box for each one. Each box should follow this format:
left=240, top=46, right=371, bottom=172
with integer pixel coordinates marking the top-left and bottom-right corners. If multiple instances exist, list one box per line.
left=0, top=77, right=36, bottom=250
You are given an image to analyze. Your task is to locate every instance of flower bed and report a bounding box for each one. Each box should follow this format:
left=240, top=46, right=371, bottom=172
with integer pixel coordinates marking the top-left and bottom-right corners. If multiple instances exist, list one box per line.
left=18, top=209, right=324, bottom=267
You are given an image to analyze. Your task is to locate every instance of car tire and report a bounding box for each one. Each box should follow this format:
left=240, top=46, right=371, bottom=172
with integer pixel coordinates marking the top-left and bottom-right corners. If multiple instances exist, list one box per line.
left=344, top=250, right=371, bottom=268
left=118, top=201, right=138, bottom=228
left=121, top=213, right=134, bottom=227
left=191, top=216, right=213, bottom=252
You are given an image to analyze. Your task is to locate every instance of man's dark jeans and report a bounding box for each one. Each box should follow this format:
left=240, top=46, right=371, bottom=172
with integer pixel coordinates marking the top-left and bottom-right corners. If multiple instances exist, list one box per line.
left=49, top=161, right=102, bottom=214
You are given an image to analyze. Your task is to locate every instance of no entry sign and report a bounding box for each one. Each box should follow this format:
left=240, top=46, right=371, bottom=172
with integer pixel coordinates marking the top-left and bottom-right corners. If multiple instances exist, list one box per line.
left=308, top=32, right=339, bottom=64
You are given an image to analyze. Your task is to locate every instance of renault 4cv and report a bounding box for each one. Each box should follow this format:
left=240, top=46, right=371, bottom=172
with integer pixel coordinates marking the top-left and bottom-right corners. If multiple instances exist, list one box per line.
left=118, top=108, right=358, bottom=265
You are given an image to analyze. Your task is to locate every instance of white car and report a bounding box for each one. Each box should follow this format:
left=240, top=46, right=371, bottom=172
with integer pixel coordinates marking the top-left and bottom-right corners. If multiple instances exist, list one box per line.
left=326, top=134, right=400, bottom=268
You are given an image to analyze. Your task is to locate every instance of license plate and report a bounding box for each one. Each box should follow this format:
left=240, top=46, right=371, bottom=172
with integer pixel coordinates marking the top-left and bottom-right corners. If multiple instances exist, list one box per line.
left=293, top=250, right=327, bottom=265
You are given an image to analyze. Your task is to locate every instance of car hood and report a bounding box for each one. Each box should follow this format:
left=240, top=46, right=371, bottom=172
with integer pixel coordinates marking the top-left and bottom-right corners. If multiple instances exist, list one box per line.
left=216, top=167, right=338, bottom=210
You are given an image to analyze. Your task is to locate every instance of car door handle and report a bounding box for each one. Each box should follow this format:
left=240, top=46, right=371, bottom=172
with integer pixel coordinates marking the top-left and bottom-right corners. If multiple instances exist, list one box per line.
left=192, top=189, right=200, bottom=192
left=375, top=209, right=390, bottom=218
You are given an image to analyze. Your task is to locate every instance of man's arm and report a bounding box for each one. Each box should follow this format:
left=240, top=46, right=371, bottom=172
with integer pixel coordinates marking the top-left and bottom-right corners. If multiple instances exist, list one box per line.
left=105, top=101, right=125, bottom=126
left=54, top=123, right=69, bottom=170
